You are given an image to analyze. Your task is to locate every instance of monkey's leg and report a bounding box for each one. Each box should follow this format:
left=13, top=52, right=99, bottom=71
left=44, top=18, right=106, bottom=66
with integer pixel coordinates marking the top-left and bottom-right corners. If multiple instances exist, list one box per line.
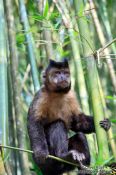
left=42, top=120, right=75, bottom=175
left=69, top=132, right=91, bottom=175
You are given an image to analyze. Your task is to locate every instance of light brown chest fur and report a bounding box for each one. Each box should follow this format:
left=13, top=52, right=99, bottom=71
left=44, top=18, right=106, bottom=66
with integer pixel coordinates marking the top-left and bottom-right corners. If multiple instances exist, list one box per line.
left=34, top=89, right=81, bottom=127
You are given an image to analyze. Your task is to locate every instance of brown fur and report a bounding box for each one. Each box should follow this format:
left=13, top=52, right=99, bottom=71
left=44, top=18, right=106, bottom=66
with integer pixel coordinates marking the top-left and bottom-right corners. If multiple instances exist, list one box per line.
left=30, top=86, right=81, bottom=128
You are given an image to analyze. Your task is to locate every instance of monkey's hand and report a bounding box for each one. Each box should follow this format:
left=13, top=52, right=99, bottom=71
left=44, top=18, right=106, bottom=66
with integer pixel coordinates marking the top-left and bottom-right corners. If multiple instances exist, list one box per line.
left=33, top=148, right=48, bottom=165
left=99, top=118, right=111, bottom=131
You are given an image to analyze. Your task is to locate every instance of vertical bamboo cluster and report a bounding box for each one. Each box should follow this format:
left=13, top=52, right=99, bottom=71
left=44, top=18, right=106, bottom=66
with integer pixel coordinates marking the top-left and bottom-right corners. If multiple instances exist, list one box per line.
left=5, top=0, right=31, bottom=174
left=74, top=0, right=110, bottom=162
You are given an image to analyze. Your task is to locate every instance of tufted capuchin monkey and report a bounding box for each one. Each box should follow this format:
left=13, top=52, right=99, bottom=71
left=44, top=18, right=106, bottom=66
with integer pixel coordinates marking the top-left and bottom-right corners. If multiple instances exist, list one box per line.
left=27, top=59, right=110, bottom=175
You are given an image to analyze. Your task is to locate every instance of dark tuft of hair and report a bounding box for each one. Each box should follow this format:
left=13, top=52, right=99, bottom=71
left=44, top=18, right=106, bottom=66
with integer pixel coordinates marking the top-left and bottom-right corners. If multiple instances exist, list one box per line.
left=46, top=59, right=69, bottom=70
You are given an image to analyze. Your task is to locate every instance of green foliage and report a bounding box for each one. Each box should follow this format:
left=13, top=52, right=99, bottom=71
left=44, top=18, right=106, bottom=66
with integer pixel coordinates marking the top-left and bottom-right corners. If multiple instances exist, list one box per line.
left=106, top=96, right=116, bottom=100
left=43, top=0, right=49, bottom=18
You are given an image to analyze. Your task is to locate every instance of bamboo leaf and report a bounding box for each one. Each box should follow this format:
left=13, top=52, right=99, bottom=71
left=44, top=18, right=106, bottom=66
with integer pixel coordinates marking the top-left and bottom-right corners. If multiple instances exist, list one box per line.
left=105, top=96, right=116, bottom=100
left=30, top=14, right=45, bottom=21
left=43, top=0, right=49, bottom=18
left=111, top=119, right=116, bottom=123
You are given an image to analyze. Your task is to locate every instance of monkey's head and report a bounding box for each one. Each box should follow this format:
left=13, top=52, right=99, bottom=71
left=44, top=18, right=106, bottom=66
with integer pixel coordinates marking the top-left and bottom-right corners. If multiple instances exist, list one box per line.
left=43, top=59, right=71, bottom=93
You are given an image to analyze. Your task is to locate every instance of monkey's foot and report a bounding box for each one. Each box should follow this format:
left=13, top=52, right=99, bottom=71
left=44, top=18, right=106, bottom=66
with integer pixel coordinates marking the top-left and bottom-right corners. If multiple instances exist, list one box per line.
left=62, top=150, right=85, bottom=164
left=70, top=150, right=85, bottom=162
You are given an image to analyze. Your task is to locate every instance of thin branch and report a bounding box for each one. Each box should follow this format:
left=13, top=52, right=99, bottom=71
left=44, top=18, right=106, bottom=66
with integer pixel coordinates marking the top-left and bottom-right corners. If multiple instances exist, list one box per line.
left=0, top=144, right=90, bottom=171
left=0, top=145, right=33, bottom=154
left=94, top=38, right=116, bottom=60
left=99, top=38, right=116, bottom=54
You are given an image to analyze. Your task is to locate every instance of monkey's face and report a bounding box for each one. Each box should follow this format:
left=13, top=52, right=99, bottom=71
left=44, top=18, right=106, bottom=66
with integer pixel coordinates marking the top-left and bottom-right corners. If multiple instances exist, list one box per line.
left=44, top=59, right=71, bottom=93
left=46, top=68, right=71, bottom=93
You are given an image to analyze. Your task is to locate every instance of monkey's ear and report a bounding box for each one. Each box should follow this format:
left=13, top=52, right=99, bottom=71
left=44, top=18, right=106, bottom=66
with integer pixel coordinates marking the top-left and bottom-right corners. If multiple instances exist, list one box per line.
left=49, top=59, right=56, bottom=66
left=63, top=58, right=69, bottom=67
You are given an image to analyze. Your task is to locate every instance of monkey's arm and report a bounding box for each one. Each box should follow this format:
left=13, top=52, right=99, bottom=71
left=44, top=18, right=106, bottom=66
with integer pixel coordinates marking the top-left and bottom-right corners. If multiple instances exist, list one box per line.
left=27, top=115, right=49, bottom=164
left=71, top=113, right=111, bottom=134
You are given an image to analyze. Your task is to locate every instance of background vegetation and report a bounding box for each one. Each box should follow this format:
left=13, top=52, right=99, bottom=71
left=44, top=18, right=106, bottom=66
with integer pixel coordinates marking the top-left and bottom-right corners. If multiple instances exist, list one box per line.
left=0, top=0, right=116, bottom=174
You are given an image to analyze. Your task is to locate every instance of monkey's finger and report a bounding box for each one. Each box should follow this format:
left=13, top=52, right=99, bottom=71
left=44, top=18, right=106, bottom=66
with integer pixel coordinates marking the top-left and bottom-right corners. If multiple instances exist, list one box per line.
left=81, top=153, right=85, bottom=160
left=80, top=153, right=85, bottom=161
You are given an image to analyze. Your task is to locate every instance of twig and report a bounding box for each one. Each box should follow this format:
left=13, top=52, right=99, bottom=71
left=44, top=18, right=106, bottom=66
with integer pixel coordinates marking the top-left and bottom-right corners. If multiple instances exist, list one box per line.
left=0, top=145, right=33, bottom=154
left=99, top=38, right=116, bottom=54
left=0, top=144, right=91, bottom=171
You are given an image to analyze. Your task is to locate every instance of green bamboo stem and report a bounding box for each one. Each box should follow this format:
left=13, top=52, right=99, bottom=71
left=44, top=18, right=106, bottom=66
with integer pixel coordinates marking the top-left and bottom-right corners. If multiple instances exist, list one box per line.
left=0, top=1, right=8, bottom=174
left=5, top=0, right=31, bottom=174
left=0, top=0, right=9, bottom=158
left=37, top=0, right=55, bottom=60
left=43, top=30, right=54, bottom=59
left=86, top=57, right=110, bottom=162
left=73, top=0, right=110, bottom=162
left=18, top=0, right=40, bottom=92
left=97, top=74, right=116, bottom=159
left=0, top=153, right=6, bottom=175
left=73, top=0, right=94, bottom=56
left=7, top=65, right=17, bottom=175
left=69, top=30, right=90, bottom=114
left=97, top=0, right=116, bottom=53
left=107, top=130, right=116, bottom=160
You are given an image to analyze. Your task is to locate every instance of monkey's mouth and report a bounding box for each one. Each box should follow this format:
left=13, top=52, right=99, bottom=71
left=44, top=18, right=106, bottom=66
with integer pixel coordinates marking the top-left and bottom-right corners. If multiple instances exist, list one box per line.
left=58, top=81, right=69, bottom=88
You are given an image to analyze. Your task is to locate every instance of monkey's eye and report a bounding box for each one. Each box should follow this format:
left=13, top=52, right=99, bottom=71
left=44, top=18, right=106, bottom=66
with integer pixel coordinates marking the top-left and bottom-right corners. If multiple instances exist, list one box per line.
left=64, top=71, right=70, bottom=76
left=65, top=71, right=69, bottom=74
left=55, top=71, right=60, bottom=74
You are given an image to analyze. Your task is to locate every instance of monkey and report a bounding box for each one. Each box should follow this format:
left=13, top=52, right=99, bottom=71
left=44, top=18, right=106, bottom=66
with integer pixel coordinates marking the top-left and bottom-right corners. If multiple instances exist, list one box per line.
left=27, top=59, right=111, bottom=175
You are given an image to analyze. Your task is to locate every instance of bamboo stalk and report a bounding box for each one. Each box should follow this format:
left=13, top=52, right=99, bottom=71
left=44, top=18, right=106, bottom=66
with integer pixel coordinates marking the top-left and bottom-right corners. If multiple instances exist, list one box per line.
left=4, top=0, right=31, bottom=174
left=0, top=153, right=6, bottom=175
left=86, top=56, right=110, bottom=162
left=18, top=0, right=40, bottom=92
left=37, top=0, right=55, bottom=60
left=73, top=0, right=110, bottom=162
left=7, top=64, right=17, bottom=175
left=0, top=0, right=9, bottom=174
left=97, top=0, right=116, bottom=53
left=0, top=0, right=9, bottom=159
left=97, top=74, right=116, bottom=159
